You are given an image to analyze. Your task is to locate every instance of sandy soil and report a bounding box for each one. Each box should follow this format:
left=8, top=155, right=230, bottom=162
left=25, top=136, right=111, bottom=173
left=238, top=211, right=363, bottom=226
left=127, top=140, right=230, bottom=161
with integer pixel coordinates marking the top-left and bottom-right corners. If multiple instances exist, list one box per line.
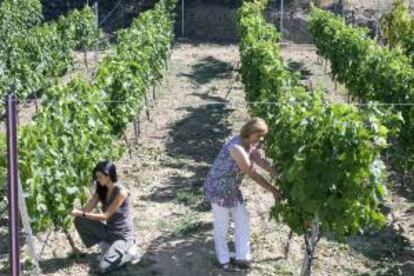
left=0, top=41, right=407, bottom=276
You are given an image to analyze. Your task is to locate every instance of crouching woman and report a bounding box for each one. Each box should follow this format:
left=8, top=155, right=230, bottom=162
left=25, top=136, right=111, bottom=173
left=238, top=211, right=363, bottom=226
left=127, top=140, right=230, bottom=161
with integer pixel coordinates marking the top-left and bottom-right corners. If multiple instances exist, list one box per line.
left=70, top=161, right=136, bottom=274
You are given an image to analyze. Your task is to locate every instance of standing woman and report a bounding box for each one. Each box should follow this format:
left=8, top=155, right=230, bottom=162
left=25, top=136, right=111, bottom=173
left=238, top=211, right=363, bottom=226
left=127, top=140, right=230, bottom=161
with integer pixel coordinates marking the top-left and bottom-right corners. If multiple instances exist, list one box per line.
left=204, top=118, right=280, bottom=271
left=70, top=161, right=136, bottom=274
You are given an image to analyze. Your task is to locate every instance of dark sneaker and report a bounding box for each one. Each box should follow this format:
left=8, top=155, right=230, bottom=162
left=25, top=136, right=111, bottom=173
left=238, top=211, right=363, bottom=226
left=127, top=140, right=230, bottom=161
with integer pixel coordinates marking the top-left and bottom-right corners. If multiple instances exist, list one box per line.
left=219, top=262, right=241, bottom=272
left=235, top=260, right=251, bottom=270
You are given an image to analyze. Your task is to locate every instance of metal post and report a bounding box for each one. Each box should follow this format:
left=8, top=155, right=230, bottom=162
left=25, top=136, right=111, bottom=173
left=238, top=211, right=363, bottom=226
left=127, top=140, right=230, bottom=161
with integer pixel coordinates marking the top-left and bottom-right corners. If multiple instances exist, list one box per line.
left=280, top=0, right=284, bottom=33
left=6, top=94, right=20, bottom=276
left=181, top=0, right=185, bottom=37
left=375, top=0, right=381, bottom=39
left=94, top=1, right=99, bottom=26
left=94, top=0, right=99, bottom=63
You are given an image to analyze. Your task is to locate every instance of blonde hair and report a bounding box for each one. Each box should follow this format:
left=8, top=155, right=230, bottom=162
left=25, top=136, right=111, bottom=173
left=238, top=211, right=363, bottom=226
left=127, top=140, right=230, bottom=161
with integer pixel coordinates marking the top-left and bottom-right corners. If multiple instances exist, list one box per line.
left=240, top=117, right=268, bottom=139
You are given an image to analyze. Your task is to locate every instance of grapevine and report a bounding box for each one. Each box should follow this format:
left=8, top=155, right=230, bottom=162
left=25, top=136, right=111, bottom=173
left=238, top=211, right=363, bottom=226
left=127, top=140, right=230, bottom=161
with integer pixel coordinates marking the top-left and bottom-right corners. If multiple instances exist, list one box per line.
left=380, top=0, right=414, bottom=63
left=1, top=0, right=177, bottom=232
left=310, top=7, right=414, bottom=185
left=237, top=1, right=393, bottom=274
left=0, top=2, right=100, bottom=101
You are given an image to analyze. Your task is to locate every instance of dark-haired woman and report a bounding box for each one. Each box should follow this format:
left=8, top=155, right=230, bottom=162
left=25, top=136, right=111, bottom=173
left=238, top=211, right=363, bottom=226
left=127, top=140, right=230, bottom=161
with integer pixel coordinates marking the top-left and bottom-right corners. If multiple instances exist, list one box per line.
left=70, top=161, right=136, bottom=274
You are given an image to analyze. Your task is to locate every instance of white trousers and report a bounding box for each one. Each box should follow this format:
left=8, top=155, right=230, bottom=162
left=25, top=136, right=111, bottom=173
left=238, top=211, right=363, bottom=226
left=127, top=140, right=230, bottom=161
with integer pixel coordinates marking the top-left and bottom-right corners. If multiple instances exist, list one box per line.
left=212, top=202, right=251, bottom=264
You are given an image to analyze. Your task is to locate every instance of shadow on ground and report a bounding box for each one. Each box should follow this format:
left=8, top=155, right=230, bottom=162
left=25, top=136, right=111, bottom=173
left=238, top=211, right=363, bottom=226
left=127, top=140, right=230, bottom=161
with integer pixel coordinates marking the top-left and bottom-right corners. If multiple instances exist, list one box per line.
left=391, top=173, right=414, bottom=202
left=39, top=253, right=97, bottom=275
left=113, top=221, right=250, bottom=276
left=345, top=224, right=413, bottom=275
left=90, top=222, right=285, bottom=276
left=124, top=222, right=216, bottom=276
left=178, top=56, right=234, bottom=85
left=140, top=90, right=233, bottom=213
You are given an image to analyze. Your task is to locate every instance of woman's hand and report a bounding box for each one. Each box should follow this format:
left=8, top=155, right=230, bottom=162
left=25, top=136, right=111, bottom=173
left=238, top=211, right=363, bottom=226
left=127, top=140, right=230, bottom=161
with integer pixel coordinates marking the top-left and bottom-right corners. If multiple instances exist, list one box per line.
left=70, top=209, right=83, bottom=217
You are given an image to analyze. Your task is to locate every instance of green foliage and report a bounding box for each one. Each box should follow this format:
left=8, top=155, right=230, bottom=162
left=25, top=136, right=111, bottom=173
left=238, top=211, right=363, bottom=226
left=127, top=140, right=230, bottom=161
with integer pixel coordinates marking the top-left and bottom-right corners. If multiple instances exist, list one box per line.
left=0, top=3, right=100, bottom=100
left=95, top=0, right=176, bottom=134
left=237, top=1, right=391, bottom=238
left=57, top=6, right=101, bottom=51
left=3, top=0, right=177, bottom=232
left=310, top=7, right=414, bottom=182
left=0, top=0, right=43, bottom=40
left=19, top=79, right=121, bottom=231
left=380, top=0, right=414, bottom=61
left=0, top=0, right=43, bottom=97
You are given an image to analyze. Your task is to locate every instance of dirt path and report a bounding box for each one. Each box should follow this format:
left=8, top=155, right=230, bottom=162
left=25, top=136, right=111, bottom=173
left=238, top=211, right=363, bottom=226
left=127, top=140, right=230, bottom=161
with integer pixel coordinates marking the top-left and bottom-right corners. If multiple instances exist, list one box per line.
left=116, top=42, right=284, bottom=275
left=24, top=42, right=412, bottom=276
left=280, top=42, right=347, bottom=104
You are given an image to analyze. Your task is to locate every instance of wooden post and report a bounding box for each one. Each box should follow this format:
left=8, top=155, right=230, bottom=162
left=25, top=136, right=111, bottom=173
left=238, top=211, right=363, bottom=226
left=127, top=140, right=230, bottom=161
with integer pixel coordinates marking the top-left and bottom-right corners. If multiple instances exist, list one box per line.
left=63, top=229, right=79, bottom=253
left=165, top=60, right=171, bottom=92
left=133, top=118, right=139, bottom=145
left=122, top=132, right=132, bottom=159
left=284, top=230, right=293, bottom=259
left=152, top=85, right=156, bottom=101
left=144, top=93, right=150, bottom=121
left=83, top=50, right=89, bottom=70
left=37, top=230, right=53, bottom=262
left=34, top=98, right=39, bottom=113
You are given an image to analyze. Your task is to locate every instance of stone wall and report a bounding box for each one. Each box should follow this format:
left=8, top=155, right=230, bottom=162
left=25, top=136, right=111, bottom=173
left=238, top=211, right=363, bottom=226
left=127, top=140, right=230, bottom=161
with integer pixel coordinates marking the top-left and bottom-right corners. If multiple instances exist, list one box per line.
left=39, top=0, right=414, bottom=39
left=176, top=0, right=414, bottom=42
left=176, top=2, right=239, bottom=41
left=41, top=0, right=155, bottom=32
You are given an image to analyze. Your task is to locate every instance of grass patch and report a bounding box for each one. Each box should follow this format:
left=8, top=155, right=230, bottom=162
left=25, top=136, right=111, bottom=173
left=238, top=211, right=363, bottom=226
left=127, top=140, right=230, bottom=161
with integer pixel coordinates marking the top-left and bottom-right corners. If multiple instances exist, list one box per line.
left=157, top=213, right=205, bottom=237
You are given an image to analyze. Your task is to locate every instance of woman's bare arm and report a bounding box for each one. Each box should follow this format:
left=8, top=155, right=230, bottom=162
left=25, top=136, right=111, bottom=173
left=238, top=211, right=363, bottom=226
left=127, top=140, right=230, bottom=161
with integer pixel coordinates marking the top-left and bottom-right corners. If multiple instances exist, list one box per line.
left=250, top=148, right=278, bottom=176
left=72, top=189, right=128, bottom=221
left=230, top=145, right=280, bottom=199
left=82, top=193, right=99, bottom=212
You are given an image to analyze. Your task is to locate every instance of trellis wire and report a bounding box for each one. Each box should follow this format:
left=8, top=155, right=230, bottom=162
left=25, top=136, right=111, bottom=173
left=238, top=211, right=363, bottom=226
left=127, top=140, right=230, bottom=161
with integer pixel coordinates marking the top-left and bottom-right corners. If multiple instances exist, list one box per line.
left=10, top=99, right=414, bottom=107
left=98, top=0, right=123, bottom=27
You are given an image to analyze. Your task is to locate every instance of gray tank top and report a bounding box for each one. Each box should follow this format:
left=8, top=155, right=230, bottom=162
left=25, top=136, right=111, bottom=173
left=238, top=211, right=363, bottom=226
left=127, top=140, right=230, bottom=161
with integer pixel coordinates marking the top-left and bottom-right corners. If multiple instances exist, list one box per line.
left=102, top=183, right=134, bottom=241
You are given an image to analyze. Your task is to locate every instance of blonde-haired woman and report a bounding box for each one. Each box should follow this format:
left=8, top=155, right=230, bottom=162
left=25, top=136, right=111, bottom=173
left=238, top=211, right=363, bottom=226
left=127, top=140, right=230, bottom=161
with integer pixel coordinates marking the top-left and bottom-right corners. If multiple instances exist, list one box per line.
left=204, top=117, right=280, bottom=271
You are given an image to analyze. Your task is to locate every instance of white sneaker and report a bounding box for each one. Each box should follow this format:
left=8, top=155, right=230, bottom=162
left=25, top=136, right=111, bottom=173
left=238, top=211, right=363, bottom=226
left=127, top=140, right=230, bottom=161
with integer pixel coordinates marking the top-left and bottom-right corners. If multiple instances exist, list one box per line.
left=127, top=243, right=140, bottom=265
